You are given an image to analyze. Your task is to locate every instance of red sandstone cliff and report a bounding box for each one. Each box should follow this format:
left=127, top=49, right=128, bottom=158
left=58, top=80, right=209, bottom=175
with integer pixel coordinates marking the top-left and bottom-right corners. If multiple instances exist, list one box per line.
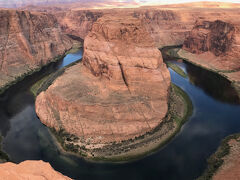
left=53, top=7, right=240, bottom=50
left=0, top=160, right=71, bottom=179
left=132, top=9, right=190, bottom=48
left=35, top=15, right=170, bottom=150
left=179, top=19, right=240, bottom=86
left=0, top=9, right=72, bottom=91
left=183, top=20, right=236, bottom=57
left=56, top=10, right=103, bottom=39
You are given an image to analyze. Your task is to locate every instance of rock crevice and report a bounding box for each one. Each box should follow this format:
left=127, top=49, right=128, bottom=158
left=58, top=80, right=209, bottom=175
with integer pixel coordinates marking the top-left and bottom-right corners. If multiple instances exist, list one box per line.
left=36, top=15, right=171, bottom=147
left=0, top=9, right=72, bottom=91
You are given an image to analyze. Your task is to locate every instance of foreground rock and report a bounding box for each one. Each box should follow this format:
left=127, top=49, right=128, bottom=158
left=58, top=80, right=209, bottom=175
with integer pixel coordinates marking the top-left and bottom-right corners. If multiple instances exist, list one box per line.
left=178, top=20, right=240, bottom=89
left=35, top=15, right=180, bottom=159
left=0, top=9, right=72, bottom=93
left=0, top=160, right=71, bottom=179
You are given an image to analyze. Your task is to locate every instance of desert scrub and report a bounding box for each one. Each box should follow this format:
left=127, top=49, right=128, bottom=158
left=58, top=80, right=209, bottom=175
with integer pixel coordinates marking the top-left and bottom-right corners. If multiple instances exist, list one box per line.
left=50, top=128, right=87, bottom=157
left=89, top=83, right=193, bottom=162
left=197, top=133, right=240, bottom=180
left=47, top=83, right=193, bottom=163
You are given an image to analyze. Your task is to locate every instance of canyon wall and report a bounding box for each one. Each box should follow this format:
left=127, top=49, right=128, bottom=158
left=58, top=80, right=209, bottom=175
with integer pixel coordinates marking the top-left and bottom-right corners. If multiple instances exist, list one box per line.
left=0, top=160, right=71, bottom=179
left=183, top=20, right=237, bottom=57
left=56, top=10, right=103, bottom=40
left=0, top=9, right=72, bottom=91
left=36, top=15, right=170, bottom=148
left=52, top=7, right=240, bottom=49
left=179, top=19, right=240, bottom=86
left=132, top=9, right=191, bottom=48
left=54, top=9, right=190, bottom=48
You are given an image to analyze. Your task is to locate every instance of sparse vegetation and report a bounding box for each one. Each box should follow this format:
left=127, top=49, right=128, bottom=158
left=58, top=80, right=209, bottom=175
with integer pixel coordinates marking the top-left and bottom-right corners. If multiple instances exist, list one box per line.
left=165, top=61, right=187, bottom=78
left=30, top=75, right=51, bottom=96
left=48, top=83, right=193, bottom=163
left=0, top=53, right=66, bottom=95
left=30, top=58, right=82, bottom=97
left=88, top=83, right=193, bottom=162
left=197, top=133, right=240, bottom=180
left=50, top=128, right=87, bottom=157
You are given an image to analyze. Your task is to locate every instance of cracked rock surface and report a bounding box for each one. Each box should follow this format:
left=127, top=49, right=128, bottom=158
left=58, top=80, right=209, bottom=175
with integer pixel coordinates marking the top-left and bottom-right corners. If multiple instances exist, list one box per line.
left=0, top=9, right=72, bottom=90
left=36, top=15, right=171, bottom=145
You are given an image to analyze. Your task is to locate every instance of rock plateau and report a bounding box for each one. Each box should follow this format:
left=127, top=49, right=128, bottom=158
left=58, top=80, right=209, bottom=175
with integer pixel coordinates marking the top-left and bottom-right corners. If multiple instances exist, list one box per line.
left=36, top=14, right=171, bottom=157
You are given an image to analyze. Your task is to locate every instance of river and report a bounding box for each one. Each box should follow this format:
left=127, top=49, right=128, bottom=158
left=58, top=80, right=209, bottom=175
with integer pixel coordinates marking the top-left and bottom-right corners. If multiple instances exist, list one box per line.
left=0, top=48, right=239, bottom=180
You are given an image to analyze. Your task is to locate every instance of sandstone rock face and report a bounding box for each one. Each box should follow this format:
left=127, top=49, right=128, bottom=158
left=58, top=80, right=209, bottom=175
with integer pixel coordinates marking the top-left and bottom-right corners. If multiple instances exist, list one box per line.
left=55, top=8, right=240, bottom=50
left=36, top=15, right=170, bottom=145
left=133, top=9, right=190, bottom=48
left=0, top=160, right=71, bottom=180
left=179, top=19, right=240, bottom=86
left=56, top=9, right=190, bottom=48
left=56, top=10, right=103, bottom=40
left=0, top=9, right=72, bottom=90
left=213, top=136, right=240, bottom=180
left=47, top=4, right=240, bottom=50
left=183, top=20, right=236, bottom=56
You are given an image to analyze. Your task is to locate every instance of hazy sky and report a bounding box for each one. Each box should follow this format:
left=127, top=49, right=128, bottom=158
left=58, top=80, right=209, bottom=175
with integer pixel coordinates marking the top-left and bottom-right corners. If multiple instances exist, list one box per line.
left=1, top=0, right=240, bottom=4
left=134, top=0, right=240, bottom=5
left=0, top=0, right=240, bottom=8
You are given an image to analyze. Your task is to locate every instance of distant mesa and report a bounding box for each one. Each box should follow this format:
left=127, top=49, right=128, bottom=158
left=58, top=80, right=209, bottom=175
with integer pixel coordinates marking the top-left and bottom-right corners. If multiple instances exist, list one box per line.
left=179, top=19, right=240, bottom=90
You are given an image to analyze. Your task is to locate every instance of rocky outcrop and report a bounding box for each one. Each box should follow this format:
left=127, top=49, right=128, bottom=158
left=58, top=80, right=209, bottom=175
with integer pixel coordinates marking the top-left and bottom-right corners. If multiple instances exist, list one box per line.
left=35, top=15, right=171, bottom=156
left=212, top=135, right=240, bottom=180
left=198, top=134, right=240, bottom=180
left=132, top=9, right=191, bottom=48
left=47, top=5, right=240, bottom=49
left=179, top=19, right=240, bottom=88
left=183, top=20, right=235, bottom=56
left=0, top=160, right=71, bottom=179
left=55, top=9, right=191, bottom=48
left=56, top=10, right=103, bottom=40
left=0, top=9, right=72, bottom=92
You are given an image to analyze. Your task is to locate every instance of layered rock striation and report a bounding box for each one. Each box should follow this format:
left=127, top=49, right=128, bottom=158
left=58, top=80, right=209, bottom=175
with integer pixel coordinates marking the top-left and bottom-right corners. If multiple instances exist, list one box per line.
left=0, top=9, right=72, bottom=92
left=132, top=9, right=191, bottom=48
left=36, top=15, right=171, bottom=156
left=56, top=10, right=103, bottom=40
left=0, top=160, right=71, bottom=179
left=183, top=20, right=235, bottom=56
left=179, top=19, right=240, bottom=88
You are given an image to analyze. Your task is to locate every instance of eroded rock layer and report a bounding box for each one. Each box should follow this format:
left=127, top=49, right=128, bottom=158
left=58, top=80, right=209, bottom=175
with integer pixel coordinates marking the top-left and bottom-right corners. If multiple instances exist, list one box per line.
left=0, top=9, right=72, bottom=91
left=53, top=7, right=240, bottom=50
left=36, top=15, right=171, bottom=146
left=0, top=160, right=71, bottom=180
left=179, top=19, right=240, bottom=87
left=56, top=10, right=103, bottom=40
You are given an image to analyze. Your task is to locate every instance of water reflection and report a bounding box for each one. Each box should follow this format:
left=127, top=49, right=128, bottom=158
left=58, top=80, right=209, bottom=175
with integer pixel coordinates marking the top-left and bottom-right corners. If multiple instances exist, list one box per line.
left=186, top=61, right=240, bottom=104
left=0, top=49, right=83, bottom=162
left=0, top=48, right=240, bottom=180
